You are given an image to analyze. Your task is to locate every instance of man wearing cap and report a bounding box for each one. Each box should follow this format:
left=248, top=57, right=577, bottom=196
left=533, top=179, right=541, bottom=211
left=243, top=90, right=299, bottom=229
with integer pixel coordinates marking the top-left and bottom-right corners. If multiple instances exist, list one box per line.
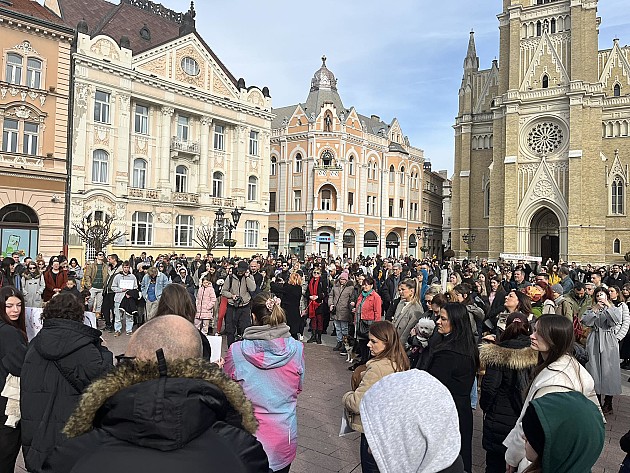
left=221, top=260, right=256, bottom=346
left=551, top=283, right=573, bottom=321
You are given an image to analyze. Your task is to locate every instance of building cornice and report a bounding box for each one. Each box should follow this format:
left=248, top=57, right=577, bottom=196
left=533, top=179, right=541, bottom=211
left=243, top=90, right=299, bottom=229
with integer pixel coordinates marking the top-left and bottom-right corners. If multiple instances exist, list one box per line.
left=0, top=10, right=75, bottom=39
left=74, top=56, right=274, bottom=122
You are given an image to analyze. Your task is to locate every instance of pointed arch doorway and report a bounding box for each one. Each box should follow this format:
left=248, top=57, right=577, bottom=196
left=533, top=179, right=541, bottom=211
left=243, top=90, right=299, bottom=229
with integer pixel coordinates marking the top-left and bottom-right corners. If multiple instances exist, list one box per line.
left=530, top=208, right=560, bottom=263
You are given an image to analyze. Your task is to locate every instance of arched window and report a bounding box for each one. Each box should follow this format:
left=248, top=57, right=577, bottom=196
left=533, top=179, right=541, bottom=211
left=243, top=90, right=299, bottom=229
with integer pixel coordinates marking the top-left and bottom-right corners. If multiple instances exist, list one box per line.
left=614, top=238, right=621, bottom=254
left=26, top=58, right=42, bottom=89
left=483, top=182, right=490, bottom=217
left=542, top=74, right=549, bottom=89
left=5, top=53, right=22, bottom=85
left=92, top=150, right=109, bottom=184
left=321, top=149, right=333, bottom=166
left=389, top=165, right=395, bottom=183
left=400, top=166, right=405, bottom=185
left=175, top=165, right=188, bottom=193
left=212, top=171, right=223, bottom=197
left=612, top=176, right=624, bottom=214
left=321, top=189, right=332, bottom=210
left=372, top=161, right=378, bottom=180
left=270, top=156, right=277, bottom=176
left=348, top=156, right=355, bottom=175
left=0, top=204, right=39, bottom=258
left=536, top=21, right=542, bottom=36
left=614, top=84, right=621, bottom=97
left=132, top=158, right=147, bottom=188
left=175, top=215, right=193, bottom=247
left=294, top=153, right=303, bottom=173
left=247, top=175, right=258, bottom=201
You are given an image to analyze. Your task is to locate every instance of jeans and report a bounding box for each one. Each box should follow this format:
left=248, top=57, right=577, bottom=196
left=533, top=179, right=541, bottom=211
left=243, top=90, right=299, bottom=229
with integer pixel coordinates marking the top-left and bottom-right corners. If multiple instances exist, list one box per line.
left=333, top=320, right=349, bottom=343
left=470, top=376, right=478, bottom=409
left=114, top=304, right=134, bottom=334
left=360, top=433, right=380, bottom=472
left=89, top=287, right=103, bottom=313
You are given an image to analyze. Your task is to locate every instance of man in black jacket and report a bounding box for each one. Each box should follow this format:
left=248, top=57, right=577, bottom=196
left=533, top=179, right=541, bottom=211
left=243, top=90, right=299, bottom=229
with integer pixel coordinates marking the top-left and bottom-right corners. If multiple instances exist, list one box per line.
left=380, top=263, right=402, bottom=316
left=43, top=315, right=269, bottom=473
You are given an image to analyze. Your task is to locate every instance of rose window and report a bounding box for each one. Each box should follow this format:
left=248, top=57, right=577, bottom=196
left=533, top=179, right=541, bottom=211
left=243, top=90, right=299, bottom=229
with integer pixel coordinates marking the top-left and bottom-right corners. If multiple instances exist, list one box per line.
left=527, top=121, right=563, bottom=155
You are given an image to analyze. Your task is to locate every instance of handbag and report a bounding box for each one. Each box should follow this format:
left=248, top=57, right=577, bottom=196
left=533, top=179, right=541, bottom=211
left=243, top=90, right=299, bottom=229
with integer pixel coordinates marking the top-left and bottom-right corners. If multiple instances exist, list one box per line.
left=357, top=319, right=373, bottom=339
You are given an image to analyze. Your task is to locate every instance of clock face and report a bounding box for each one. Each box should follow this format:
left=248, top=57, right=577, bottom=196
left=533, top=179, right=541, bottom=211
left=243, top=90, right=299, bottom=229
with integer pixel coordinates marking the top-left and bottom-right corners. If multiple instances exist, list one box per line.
left=181, top=57, right=200, bottom=76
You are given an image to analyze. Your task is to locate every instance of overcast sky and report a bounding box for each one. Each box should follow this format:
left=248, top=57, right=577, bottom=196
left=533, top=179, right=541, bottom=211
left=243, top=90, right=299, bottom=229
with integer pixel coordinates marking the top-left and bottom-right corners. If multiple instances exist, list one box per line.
left=161, top=0, right=630, bottom=174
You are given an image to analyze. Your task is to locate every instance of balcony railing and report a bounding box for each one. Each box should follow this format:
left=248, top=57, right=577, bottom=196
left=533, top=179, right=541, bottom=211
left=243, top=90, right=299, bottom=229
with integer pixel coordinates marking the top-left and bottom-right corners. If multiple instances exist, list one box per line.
left=210, top=196, right=235, bottom=207
left=172, top=192, right=200, bottom=205
left=128, top=187, right=159, bottom=199
left=170, top=137, right=200, bottom=154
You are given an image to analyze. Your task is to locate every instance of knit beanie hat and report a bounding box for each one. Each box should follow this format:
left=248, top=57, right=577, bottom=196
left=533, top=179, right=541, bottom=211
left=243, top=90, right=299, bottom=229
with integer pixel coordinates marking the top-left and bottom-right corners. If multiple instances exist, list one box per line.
left=339, top=270, right=349, bottom=280
left=551, top=283, right=564, bottom=295
left=522, top=403, right=545, bottom=457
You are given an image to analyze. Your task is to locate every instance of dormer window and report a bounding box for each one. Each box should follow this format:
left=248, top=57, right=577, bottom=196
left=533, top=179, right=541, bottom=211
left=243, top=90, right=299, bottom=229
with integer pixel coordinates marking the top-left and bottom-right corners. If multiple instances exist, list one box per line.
left=542, top=74, right=549, bottom=89
left=321, top=150, right=333, bottom=166
left=139, top=26, right=151, bottom=41
left=614, top=84, right=621, bottom=97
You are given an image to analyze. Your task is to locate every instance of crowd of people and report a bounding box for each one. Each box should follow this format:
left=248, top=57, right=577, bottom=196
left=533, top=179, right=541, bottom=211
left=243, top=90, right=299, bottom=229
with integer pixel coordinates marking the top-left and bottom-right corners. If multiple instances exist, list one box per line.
left=0, top=249, right=629, bottom=472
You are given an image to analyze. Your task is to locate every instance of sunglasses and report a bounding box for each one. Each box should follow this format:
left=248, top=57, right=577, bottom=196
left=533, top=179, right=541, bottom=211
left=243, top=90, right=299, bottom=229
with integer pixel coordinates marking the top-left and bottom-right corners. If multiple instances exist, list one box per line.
left=28, top=266, right=36, bottom=269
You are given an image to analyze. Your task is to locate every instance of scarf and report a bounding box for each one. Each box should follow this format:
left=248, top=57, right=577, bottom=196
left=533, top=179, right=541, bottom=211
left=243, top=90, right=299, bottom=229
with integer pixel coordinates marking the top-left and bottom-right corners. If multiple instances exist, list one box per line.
left=357, top=289, right=373, bottom=321
left=308, top=277, right=321, bottom=319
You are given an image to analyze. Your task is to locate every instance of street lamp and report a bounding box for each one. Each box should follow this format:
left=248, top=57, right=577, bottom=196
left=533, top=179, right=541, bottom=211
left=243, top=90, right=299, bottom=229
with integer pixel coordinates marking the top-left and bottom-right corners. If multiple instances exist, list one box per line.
left=416, top=227, right=434, bottom=260
left=215, top=206, right=242, bottom=259
left=462, top=232, right=476, bottom=260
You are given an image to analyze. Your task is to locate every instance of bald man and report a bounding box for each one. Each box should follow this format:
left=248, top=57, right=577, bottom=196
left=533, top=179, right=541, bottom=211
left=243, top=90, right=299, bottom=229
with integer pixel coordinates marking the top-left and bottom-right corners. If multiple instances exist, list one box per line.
left=43, top=316, right=269, bottom=473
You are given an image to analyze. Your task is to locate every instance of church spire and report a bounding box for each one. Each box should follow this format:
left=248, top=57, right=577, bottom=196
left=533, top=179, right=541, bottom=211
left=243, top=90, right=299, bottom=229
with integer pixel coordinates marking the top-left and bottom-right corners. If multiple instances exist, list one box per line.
left=464, top=30, right=480, bottom=72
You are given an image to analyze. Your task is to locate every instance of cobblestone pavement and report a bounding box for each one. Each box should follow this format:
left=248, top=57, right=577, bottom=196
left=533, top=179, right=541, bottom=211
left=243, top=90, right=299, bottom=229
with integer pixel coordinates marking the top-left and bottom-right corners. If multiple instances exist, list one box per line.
left=15, top=328, right=630, bottom=473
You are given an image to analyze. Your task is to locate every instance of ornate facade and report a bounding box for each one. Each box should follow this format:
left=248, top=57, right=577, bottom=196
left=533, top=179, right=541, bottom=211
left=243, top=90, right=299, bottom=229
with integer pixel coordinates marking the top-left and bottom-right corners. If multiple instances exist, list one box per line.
left=46, top=0, right=272, bottom=261
left=453, top=0, right=630, bottom=263
left=270, top=58, right=437, bottom=259
left=0, top=0, right=74, bottom=257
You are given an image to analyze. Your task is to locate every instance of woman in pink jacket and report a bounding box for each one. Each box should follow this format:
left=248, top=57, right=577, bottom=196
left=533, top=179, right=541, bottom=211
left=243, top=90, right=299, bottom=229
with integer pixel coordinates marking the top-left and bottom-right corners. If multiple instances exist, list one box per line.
left=352, top=276, right=382, bottom=370
left=195, top=276, right=216, bottom=335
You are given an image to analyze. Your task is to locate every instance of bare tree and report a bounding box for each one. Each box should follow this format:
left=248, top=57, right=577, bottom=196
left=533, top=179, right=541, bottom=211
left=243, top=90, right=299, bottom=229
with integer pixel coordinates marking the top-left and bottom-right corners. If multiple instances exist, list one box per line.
left=193, top=225, right=222, bottom=254
left=72, top=214, right=126, bottom=254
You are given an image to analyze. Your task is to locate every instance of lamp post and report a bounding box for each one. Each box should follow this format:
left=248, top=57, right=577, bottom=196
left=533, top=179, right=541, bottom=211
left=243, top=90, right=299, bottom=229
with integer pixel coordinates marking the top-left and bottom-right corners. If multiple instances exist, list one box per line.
left=462, top=232, right=476, bottom=260
left=416, top=226, right=434, bottom=260
left=215, top=206, right=242, bottom=259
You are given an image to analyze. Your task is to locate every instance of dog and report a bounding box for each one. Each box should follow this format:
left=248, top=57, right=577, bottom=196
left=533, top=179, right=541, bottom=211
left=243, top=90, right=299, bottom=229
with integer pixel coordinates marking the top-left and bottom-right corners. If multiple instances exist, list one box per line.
left=341, top=335, right=358, bottom=363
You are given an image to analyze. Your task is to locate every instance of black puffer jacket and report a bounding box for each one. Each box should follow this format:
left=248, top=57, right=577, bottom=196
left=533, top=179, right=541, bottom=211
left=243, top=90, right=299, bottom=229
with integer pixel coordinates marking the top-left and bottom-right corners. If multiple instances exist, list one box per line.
left=42, top=359, right=269, bottom=473
left=0, top=319, right=27, bottom=425
left=20, top=318, right=113, bottom=473
left=479, top=334, right=538, bottom=454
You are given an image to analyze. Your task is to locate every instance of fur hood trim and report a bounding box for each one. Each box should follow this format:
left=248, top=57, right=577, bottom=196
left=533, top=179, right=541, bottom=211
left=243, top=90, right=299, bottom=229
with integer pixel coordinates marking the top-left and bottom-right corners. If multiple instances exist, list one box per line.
left=63, top=358, right=258, bottom=438
left=479, top=344, right=538, bottom=370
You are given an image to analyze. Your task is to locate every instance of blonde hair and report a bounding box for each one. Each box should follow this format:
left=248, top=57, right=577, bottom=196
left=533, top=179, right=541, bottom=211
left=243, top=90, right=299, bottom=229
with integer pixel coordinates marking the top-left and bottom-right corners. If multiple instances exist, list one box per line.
left=288, top=271, right=303, bottom=286
left=401, top=278, right=421, bottom=304
left=252, top=292, right=286, bottom=326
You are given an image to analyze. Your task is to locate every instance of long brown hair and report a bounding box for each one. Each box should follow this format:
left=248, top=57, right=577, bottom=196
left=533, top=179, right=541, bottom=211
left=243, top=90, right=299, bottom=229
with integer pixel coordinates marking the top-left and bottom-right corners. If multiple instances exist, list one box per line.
left=0, top=286, right=26, bottom=340
left=531, top=315, right=575, bottom=380
left=155, top=283, right=196, bottom=323
left=368, top=321, right=410, bottom=371
left=251, top=292, right=286, bottom=326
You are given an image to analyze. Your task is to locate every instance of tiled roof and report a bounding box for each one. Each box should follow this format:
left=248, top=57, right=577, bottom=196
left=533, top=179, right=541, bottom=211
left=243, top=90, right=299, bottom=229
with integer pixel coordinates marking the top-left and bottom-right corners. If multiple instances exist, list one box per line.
left=0, top=0, right=66, bottom=26
left=57, top=0, right=116, bottom=32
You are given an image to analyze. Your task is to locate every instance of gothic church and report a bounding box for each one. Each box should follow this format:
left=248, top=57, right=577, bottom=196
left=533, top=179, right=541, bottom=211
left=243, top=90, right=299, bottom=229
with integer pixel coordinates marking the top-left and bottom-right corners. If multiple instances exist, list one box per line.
left=452, top=0, right=630, bottom=263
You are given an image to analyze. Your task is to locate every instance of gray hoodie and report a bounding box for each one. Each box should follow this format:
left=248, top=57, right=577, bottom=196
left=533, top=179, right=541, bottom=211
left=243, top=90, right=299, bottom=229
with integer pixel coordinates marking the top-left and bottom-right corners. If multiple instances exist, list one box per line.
left=360, top=370, right=462, bottom=473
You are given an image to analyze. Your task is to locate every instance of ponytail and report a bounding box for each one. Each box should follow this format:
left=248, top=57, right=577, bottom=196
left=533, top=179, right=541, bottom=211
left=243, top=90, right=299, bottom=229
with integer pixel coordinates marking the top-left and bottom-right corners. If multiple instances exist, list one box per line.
left=251, top=291, right=287, bottom=326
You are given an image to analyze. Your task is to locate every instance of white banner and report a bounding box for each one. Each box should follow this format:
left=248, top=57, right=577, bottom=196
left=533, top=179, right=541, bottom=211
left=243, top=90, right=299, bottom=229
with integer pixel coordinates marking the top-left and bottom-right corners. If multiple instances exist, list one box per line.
left=499, top=253, right=542, bottom=263
left=26, top=308, right=99, bottom=341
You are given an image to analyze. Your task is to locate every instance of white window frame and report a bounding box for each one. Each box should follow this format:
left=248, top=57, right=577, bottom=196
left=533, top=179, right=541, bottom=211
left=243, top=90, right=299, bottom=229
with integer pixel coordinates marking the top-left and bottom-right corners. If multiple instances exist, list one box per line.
left=348, top=191, right=354, bottom=213
left=26, top=58, right=42, bottom=89
left=249, top=130, right=259, bottom=156
left=269, top=192, right=276, bottom=212
left=134, top=104, right=149, bottom=135
left=348, top=156, right=355, bottom=175
left=177, top=115, right=189, bottom=141
left=22, top=122, right=38, bottom=156
left=175, top=215, right=194, bottom=247
left=131, top=211, right=153, bottom=246
left=2, top=119, right=19, bottom=153
left=92, top=149, right=109, bottom=184
left=175, top=165, right=188, bottom=193
left=244, top=220, right=259, bottom=248
left=295, top=153, right=303, bottom=173
left=612, top=176, right=624, bottom=215
left=132, top=158, right=147, bottom=188
left=214, top=124, right=225, bottom=150
left=293, top=190, right=301, bottom=211
left=247, top=176, right=258, bottom=201
left=212, top=171, right=224, bottom=197
left=5, top=53, right=22, bottom=85
left=270, top=157, right=277, bottom=176
left=321, top=189, right=332, bottom=211
left=94, top=90, right=111, bottom=124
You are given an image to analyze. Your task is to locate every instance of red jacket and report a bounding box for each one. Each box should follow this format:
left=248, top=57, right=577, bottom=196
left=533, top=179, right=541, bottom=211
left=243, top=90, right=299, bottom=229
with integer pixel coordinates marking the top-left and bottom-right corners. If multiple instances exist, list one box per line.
left=43, top=270, right=68, bottom=302
left=356, top=291, right=382, bottom=322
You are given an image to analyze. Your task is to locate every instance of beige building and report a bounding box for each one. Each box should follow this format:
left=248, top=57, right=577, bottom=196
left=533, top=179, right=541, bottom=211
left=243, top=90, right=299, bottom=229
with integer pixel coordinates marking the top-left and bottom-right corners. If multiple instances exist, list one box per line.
left=453, top=0, right=630, bottom=264
left=45, top=0, right=273, bottom=263
left=0, top=0, right=73, bottom=258
left=270, top=58, right=430, bottom=259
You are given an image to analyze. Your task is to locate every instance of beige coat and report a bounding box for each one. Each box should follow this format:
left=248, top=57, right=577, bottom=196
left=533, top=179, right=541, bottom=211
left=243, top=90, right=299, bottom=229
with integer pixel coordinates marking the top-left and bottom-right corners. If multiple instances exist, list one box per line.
left=342, top=357, right=398, bottom=433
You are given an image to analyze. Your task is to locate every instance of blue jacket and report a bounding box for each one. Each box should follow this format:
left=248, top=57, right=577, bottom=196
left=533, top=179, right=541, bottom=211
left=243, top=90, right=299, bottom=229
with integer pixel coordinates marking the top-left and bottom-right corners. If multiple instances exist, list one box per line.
left=141, top=272, right=169, bottom=301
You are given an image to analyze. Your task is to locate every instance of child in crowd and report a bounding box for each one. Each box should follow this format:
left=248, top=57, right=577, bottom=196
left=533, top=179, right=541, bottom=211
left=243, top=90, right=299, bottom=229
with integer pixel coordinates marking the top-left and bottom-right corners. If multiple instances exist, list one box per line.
left=196, top=276, right=217, bottom=335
